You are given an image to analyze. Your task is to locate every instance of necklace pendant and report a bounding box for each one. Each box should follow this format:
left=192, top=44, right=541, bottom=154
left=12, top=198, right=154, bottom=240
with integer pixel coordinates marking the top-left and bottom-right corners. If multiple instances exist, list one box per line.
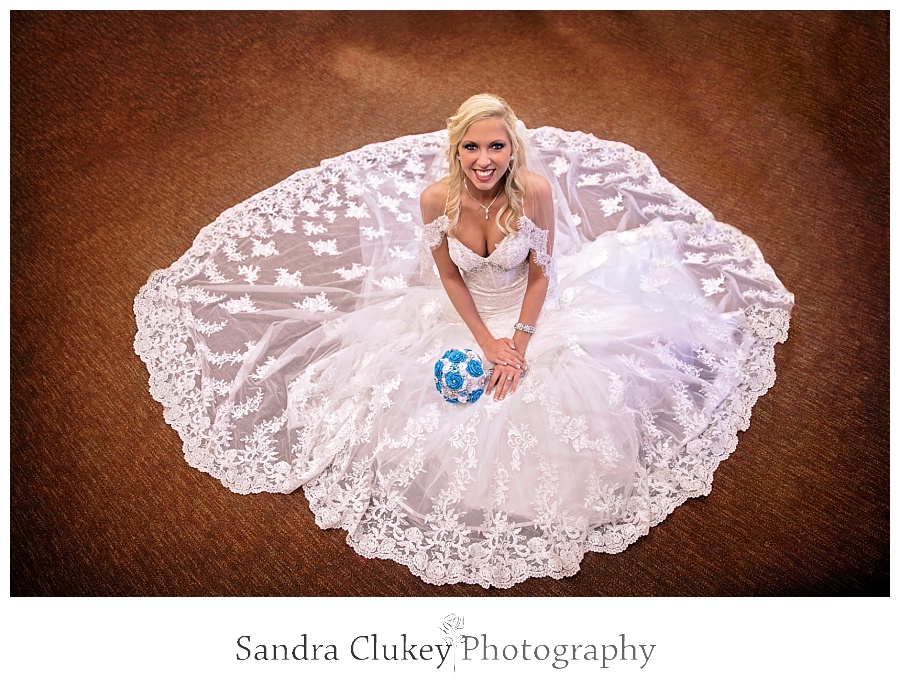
left=484, top=210, right=489, bottom=220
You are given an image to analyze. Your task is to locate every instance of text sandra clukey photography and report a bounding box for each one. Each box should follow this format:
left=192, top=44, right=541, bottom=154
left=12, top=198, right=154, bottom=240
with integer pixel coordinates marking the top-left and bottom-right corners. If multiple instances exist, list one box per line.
left=235, top=614, right=656, bottom=671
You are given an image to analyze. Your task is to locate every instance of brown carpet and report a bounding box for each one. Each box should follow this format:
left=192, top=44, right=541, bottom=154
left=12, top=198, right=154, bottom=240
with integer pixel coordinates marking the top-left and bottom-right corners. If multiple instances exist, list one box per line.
left=10, top=10, right=888, bottom=596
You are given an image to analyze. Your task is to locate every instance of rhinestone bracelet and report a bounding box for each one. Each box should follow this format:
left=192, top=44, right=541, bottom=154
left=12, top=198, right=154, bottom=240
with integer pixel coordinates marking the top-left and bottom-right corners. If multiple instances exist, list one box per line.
left=514, top=322, right=536, bottom=334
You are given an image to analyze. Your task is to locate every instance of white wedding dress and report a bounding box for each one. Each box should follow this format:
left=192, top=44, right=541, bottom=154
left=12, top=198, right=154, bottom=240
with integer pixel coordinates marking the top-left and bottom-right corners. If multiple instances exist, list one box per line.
left=134, top=126, right=793, bottom=588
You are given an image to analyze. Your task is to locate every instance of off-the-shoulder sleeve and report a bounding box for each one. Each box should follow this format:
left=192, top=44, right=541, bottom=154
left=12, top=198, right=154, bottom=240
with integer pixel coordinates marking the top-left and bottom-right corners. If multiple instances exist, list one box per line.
left=417, top=215, right=450, bottom=285
left=523, top=217, right=556, bottom=282
left=422, top=215, right=450, bottom=251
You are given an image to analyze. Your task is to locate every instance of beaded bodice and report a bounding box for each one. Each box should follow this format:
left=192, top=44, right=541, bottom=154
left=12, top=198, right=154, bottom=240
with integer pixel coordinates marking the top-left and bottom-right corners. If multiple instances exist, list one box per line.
left=423, top=214, right=557, bottom=315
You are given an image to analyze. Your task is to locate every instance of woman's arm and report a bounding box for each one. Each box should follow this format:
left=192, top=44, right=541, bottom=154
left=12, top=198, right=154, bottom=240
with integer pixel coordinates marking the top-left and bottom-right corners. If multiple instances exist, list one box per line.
left=487, top=172, right=555, bottom=399
left=420, top=182, right=526, bottom=371
left=511, top=172, right=555, bottom=357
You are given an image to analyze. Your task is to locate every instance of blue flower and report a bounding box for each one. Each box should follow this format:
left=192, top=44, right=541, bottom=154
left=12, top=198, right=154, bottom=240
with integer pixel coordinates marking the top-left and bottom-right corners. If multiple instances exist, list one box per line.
left=466, top=359, right=484, bottom=377
left=445, top=372, right=464, bottom=390
left=434, top=360, right=444, bottom=378
left=435, top=381, right=442, bottom=393
left=447, top=397, right=459, bottom=404
left=468, top=388, right=483, bottom=403
left=447, top=349, right=466, bottom=364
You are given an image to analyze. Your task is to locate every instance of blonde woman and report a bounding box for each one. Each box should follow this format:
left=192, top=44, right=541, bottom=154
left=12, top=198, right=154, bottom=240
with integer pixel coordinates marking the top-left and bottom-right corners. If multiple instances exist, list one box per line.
left=421, top=94, right=555, bottom=401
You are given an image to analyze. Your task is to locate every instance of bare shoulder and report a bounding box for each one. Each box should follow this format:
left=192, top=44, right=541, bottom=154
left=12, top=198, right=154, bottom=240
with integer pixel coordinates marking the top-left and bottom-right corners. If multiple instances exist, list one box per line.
left=520, top=170, right=552, bottom=223
left=521, top=169, right=551, bottom=197
left=420, top=178, right=449, bottom=224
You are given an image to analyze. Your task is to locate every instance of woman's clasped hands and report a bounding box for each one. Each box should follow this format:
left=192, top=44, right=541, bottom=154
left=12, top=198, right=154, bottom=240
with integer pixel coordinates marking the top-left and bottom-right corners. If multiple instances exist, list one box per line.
left=481, top=337, right=526, bottom=401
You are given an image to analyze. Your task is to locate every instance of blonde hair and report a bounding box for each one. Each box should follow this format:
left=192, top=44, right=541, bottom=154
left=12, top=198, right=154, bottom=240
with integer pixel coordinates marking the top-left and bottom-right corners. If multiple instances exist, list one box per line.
left=445, top=93, right=528, bottom=236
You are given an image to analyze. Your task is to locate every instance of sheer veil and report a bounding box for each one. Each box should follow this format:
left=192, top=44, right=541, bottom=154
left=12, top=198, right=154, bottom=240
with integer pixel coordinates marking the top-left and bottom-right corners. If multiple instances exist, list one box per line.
left=513, top=119, right=580, bottom=256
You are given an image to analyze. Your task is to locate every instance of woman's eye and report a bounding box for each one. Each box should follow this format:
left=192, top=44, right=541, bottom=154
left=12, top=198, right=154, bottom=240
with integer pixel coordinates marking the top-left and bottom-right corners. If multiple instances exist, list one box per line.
left=463, top=143, right=476, bottom=150
left=491, top=143, right=505, bottom=150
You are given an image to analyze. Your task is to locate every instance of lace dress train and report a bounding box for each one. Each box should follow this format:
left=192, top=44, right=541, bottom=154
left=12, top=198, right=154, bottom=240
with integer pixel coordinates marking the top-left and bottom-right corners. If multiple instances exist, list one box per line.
left=134, top=127, right=793, bottom=588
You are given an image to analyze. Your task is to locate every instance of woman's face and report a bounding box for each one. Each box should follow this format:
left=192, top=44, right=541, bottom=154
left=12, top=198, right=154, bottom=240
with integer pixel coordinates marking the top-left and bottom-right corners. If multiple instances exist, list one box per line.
left=457, top=117, right=512, bottom=192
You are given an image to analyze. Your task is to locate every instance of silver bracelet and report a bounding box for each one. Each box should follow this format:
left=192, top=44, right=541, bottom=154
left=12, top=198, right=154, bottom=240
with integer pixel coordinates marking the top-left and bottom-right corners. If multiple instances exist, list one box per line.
left=514, top=322, right=535, bottom=334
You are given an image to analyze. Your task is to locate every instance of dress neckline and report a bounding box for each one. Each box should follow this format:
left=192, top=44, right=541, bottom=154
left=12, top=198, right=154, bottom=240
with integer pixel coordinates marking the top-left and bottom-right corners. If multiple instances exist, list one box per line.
left=428, top=214, right=540, bottom=260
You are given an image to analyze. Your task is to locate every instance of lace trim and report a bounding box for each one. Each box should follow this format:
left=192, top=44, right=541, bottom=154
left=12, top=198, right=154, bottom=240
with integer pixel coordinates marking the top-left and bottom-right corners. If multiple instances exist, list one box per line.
left=423, top=214, right=556, bottom=283
left=422, top=214, right=449, bottom=252
left=519, top=216, right=556, bottom=283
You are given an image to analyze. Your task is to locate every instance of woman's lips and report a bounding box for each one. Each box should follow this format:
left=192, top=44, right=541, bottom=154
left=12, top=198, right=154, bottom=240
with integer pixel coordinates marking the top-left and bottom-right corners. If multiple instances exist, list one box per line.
left=474, top=169, right=495, bottom=182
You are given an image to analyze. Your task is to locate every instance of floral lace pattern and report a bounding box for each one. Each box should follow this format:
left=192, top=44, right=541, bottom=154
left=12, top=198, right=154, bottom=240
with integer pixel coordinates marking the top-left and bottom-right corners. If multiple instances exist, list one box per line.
left=424, top=213, right=560, bottom=315
left=134, top=127, right=793, bottom=588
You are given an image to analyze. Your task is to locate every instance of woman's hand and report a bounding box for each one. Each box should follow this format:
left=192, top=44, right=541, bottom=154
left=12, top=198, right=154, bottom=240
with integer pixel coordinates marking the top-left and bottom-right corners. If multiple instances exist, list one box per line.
left=486, top=363, right=523, bottom=401
left=480, top=337, right=527, bottom=370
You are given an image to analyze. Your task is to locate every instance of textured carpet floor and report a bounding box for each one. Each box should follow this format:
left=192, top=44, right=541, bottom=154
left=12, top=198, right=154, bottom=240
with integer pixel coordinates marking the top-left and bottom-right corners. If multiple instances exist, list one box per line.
left=10, top=10, right=888, bottom=596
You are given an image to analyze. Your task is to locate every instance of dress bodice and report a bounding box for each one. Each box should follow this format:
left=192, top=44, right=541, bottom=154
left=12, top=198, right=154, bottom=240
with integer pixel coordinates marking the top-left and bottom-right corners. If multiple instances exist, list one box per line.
left=424, top=214, right=557, bottom=315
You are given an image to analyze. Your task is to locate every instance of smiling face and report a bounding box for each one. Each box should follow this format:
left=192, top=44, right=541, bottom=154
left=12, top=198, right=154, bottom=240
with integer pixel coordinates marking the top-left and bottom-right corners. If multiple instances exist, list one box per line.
left=457, top=117, right=513, bottom=193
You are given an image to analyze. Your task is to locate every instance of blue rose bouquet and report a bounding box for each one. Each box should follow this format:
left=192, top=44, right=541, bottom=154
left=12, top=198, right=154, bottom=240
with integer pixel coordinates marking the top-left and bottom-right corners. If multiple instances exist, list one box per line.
left=434, top=348, right=490, bottom=404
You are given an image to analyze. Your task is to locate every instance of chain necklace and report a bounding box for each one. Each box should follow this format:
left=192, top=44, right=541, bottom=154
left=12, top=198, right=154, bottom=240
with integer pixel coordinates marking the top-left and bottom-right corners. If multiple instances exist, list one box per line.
left=463, top=178, right=503, bottom=220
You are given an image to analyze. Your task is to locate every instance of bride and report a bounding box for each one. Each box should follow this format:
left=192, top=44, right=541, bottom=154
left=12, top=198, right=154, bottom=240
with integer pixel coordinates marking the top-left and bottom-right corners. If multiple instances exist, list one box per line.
left=134, top=94, right=793, bottom=588
left=420, top=95, right=554, bottom=401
